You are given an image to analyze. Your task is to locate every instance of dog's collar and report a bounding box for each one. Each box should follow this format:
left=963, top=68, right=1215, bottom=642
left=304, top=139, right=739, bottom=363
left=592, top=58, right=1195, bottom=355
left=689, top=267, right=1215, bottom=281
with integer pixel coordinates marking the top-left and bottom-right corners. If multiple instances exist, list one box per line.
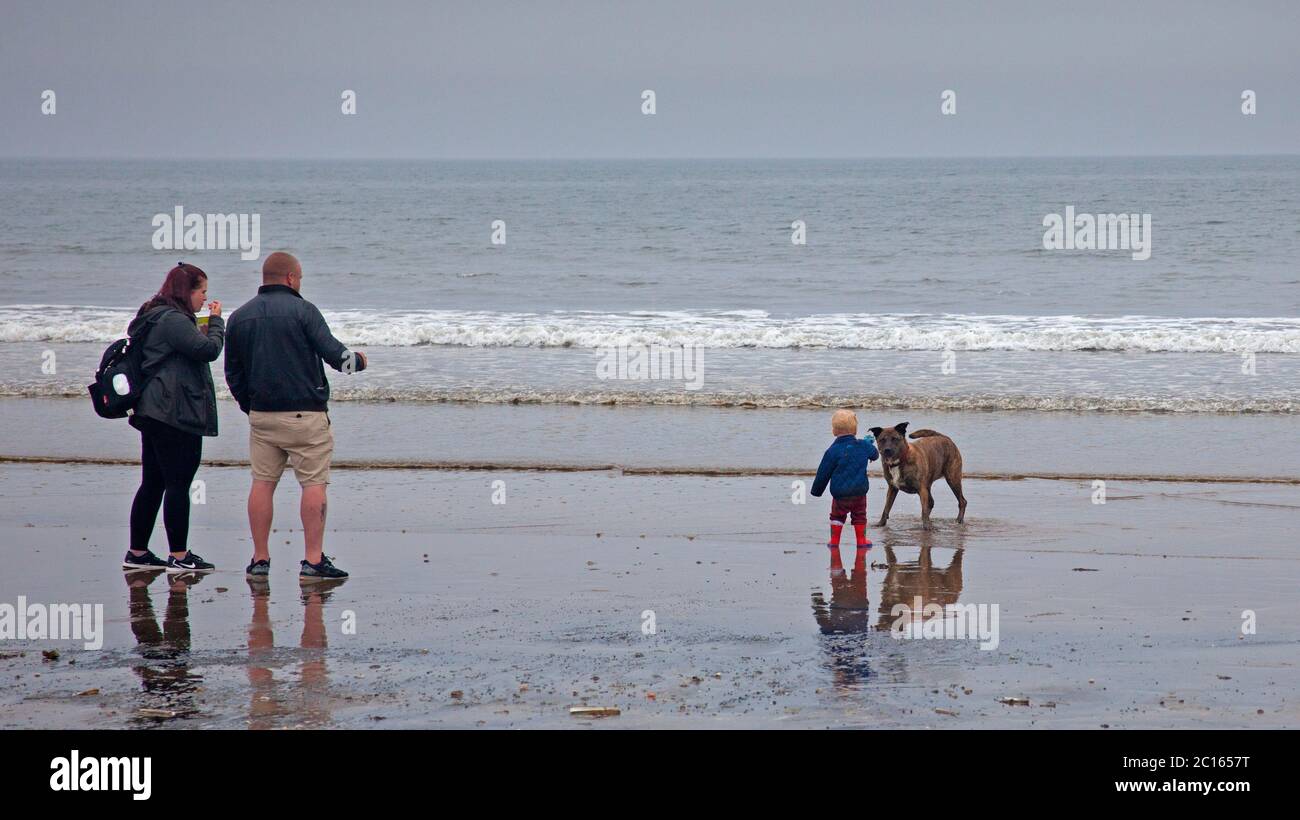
left=884, top=447, right=908, bottom=468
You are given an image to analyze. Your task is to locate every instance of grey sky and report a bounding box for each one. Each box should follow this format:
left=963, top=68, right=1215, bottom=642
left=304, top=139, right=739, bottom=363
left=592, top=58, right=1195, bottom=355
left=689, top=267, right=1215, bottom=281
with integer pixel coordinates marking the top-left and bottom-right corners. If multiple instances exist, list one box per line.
left=2, top=0, right=1297, bottom=158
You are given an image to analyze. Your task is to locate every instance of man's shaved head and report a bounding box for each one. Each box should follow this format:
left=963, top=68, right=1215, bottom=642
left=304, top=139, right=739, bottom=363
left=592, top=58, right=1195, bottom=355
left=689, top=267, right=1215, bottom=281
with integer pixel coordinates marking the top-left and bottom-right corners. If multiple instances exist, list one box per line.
left=262, top=251, right=301, bottom=284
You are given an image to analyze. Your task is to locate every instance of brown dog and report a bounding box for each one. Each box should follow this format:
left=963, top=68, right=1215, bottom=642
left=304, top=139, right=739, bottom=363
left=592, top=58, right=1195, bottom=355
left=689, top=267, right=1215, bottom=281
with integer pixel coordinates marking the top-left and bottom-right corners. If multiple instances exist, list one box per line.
left=869, top=422, right=967, bottom=530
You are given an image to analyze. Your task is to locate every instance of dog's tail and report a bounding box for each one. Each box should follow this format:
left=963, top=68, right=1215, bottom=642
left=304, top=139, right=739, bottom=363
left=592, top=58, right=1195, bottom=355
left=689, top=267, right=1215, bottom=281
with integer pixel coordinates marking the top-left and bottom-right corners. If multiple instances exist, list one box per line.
left=908, top=429, right=948, bottom=440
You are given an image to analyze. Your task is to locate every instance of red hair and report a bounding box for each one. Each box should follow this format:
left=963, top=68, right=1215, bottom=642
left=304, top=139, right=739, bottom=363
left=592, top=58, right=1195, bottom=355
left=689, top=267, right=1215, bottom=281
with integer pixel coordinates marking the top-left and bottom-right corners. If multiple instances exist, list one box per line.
left=138, top=262, right=207, bottom=317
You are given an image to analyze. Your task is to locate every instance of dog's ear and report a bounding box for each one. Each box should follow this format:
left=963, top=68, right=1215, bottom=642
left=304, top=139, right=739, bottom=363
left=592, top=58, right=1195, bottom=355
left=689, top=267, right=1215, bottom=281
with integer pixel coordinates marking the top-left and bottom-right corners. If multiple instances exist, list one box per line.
left=894, top=421, right=909, bottom=434
left=868, top=427, right=883, bottom=437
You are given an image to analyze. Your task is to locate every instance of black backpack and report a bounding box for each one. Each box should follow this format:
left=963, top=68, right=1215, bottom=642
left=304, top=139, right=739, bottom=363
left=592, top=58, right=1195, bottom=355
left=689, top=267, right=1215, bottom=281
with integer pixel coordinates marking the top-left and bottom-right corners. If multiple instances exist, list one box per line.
left=88, top=314, right=159, bottom=419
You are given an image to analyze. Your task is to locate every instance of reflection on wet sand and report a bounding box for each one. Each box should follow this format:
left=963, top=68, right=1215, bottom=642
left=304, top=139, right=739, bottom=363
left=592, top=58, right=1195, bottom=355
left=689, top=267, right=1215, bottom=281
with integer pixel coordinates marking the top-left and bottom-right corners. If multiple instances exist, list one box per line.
left=246, top=577, right=347, bottom=729
left=810, top=546, right=872, bottom=690
left=809, top=531, right=970, bottom=693
left=125, top=570, right=203, bottom=722
left=876, top=529, right=966, bottom=634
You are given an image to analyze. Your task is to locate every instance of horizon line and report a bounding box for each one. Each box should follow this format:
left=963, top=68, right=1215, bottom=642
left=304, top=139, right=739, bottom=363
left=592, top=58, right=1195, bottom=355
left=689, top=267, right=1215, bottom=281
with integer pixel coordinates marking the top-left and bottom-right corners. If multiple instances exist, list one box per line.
left=3, top=152, right=1299, bottom=162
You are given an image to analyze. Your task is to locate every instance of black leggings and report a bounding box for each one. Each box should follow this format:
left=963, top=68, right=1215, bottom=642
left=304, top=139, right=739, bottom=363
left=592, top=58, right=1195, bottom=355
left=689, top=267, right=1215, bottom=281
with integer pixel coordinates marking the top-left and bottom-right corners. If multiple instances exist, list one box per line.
left=129, top=417, right=203, bottom=553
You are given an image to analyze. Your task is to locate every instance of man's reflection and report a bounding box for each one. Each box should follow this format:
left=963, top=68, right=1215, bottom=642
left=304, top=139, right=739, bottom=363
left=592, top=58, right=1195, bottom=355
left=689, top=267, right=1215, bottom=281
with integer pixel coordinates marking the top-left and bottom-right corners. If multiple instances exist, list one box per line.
left=245, top=576, right=345, bottom=728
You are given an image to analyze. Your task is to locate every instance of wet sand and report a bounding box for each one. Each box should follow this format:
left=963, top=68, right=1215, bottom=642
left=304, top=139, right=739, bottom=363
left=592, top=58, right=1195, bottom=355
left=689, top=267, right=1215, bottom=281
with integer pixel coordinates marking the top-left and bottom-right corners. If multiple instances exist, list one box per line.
left=3, top=396, right=1300, bottom=480
left=1, top=462, right=1295, bottom=729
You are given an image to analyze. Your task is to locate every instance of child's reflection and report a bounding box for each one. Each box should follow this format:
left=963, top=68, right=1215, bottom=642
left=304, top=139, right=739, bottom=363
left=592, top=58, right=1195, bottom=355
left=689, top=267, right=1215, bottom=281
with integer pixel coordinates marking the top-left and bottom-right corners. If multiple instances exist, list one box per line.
left=810, top=546, right=872, bottom=690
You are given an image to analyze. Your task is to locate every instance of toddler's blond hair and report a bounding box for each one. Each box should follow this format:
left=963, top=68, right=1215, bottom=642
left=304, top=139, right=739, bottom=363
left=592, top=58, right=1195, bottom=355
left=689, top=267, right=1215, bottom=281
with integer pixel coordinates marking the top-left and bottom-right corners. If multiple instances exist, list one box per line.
left=831, top=408, right=857, bottom=436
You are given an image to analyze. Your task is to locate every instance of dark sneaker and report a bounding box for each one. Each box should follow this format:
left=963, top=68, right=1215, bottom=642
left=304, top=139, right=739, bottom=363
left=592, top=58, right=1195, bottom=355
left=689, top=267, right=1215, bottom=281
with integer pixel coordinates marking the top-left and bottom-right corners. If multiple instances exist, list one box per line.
left=300, top=555, right=348, bottom=580
left=246, top=559, right=271, bottom=577
left=124, top=549, right=168, bottom=570
left=165, top=551, right=215, bottom=573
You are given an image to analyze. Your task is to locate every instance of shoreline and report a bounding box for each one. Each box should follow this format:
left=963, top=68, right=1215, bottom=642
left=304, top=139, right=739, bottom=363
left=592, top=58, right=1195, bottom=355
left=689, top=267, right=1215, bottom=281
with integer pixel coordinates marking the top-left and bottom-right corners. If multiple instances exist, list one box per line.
left=3, top=453, right=1298, bottom=485
left=3, top=397, right=1299, bottom=481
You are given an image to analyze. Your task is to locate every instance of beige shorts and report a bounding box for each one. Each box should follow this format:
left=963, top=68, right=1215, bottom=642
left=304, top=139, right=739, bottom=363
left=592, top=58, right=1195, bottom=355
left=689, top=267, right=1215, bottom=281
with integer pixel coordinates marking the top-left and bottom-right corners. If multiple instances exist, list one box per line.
left=249, top=410, right=334, bottom=486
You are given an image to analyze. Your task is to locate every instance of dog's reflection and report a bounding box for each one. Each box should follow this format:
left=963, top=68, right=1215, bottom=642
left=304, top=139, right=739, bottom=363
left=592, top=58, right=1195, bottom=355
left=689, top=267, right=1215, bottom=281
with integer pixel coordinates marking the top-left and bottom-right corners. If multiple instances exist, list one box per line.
left=810, top=546, right=873, bottom=690
left=246, top=576, right=346, bottom=729
left=125, top=570, right=203, bottom=721
left=875, top=530, right=965, bottom=633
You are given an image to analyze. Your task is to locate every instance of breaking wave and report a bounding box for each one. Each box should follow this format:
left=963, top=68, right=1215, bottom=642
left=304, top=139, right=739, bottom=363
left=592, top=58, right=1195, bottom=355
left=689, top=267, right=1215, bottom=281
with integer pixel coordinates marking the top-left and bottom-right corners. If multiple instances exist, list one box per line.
left=2, top=305, right=1299, bottom=353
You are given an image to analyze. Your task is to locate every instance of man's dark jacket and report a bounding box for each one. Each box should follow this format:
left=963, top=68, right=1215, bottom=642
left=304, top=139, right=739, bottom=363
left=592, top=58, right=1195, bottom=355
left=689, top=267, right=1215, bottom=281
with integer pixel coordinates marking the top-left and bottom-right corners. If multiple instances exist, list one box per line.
left=224, top=284, right=364, bottom=414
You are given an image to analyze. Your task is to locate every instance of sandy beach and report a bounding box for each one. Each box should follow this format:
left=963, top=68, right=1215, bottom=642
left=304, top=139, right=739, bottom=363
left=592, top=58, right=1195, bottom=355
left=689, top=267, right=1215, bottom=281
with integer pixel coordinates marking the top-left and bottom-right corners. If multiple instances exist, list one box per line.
left=2, top=453, right=1295, bottom=729
left=5, top=396, right=1300, bottom=480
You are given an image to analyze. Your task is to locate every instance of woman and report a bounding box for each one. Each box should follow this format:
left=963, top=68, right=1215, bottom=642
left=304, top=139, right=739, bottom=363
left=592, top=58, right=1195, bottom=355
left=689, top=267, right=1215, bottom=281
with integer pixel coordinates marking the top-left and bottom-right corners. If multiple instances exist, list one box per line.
left=122, top=262, right=224, bottom=573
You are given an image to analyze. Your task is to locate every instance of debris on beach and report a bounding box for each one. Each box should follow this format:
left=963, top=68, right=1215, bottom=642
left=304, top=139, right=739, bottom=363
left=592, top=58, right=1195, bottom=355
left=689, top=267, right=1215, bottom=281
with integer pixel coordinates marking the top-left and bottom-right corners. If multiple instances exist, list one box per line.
left=450, top=690, right=464, bottom=699
left=1071, top=567, right=1099, bottom=572
left=934, top=708, right=958, bottom=717
left=75, top=688, right=99, bottom=697
left=41, top=650, right=59, bottom=661
left=570, top=706, right=620, bottom=718
left=137, top=708, right=180, bottom=718
left=998, top=696, right=1030, bottom=706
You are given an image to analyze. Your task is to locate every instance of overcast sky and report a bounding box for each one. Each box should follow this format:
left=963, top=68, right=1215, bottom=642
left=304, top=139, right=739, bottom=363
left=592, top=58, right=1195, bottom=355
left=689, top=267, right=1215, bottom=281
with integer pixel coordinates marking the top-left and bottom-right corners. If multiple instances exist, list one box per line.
left=2, top=0, right=1297, bottom=158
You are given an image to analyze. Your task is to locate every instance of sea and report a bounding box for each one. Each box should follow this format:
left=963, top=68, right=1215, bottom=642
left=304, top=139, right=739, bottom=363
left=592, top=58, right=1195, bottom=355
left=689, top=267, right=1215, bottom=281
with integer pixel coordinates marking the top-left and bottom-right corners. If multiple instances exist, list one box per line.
left=2, top=156, right=1298, bottom=476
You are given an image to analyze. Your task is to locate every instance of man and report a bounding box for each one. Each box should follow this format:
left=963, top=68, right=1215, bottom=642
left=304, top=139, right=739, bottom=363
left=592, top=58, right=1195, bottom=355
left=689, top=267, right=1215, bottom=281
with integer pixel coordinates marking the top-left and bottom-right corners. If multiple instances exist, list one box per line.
left=225, top=252, right=368, bottom=580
